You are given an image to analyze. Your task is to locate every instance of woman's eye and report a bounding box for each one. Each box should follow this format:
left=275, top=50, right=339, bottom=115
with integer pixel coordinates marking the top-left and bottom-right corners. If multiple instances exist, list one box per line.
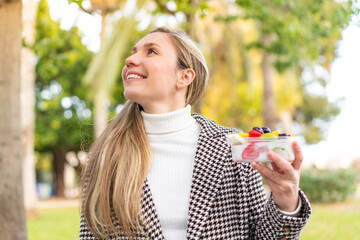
left=148, top=48, right=157, bottom=55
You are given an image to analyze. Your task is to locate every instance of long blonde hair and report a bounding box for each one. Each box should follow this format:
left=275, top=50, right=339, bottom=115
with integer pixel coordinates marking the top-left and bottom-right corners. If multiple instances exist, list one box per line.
left=82, top=27, right=209, bottom=238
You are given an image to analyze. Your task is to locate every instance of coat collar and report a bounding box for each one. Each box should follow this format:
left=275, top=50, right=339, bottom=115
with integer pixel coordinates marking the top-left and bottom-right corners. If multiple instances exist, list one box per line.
left=191, top=113, right=223, bottom=138
left=140, top=114, right=231, bottom=239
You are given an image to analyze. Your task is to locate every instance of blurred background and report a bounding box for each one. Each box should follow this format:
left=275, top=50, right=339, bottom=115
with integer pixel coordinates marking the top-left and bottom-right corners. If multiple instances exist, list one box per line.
left=1, top=0, right=360, bottom=239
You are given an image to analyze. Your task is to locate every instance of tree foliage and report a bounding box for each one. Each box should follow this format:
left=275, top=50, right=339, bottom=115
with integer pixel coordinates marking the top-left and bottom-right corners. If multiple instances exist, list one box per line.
left=235, top=0, right=354, bottom=72
left=153, top=0, right=209, bottom=19
left=203, top=0, right=356, bottom=143
left=34, top=0, right=94, bottom=152
left=33, top=0, right=94, bottom=196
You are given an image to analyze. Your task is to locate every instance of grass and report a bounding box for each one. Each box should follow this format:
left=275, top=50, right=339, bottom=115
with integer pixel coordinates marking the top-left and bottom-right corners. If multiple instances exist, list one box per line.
left=27, top=207, right=81, bottom=240
left=27, top=198, right=360, bottom=240
left=300, top=198, right=360, bottom=240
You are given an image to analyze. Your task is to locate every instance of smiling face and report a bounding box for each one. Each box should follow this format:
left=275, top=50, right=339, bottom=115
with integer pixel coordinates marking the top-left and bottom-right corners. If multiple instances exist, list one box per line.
left=122, top=32, right=186, bottom=113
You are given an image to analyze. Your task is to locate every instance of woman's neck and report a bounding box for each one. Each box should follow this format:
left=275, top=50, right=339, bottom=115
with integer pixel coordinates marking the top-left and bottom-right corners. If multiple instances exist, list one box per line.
left=141, top=105, right=195, bottom=134
left=140, top=101, right=187, bottom=114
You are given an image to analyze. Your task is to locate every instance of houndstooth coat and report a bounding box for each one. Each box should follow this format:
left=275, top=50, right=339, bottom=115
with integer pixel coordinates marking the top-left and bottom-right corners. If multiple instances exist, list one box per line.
left=79, top=114, right=311, bottom=240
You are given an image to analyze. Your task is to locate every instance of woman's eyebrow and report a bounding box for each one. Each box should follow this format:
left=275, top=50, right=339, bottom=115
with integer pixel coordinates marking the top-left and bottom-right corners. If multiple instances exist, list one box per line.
left=132, top=42, right=161, bottom=52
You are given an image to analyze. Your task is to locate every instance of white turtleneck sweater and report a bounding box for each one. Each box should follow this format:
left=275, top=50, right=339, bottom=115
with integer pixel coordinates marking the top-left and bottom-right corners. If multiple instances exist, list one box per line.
left=141, top=105, right=200, bottom=240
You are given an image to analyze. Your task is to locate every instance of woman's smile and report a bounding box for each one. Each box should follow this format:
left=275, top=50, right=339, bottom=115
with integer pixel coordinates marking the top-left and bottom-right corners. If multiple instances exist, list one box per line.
left=126, top=71, right=147, bottom=81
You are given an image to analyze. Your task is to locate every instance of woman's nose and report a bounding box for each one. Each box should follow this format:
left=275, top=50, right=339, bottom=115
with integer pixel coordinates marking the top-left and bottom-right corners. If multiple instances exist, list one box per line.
left=125, top=54, right=140, bottom=67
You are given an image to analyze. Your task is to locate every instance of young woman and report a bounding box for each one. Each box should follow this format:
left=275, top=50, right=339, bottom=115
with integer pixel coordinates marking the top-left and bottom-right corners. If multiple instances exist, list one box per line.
left=79, top=27, right=311, bottom=240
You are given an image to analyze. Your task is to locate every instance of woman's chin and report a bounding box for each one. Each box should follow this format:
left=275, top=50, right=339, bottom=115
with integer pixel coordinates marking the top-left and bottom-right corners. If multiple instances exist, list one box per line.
left=124, top=90, right=144, bottom=104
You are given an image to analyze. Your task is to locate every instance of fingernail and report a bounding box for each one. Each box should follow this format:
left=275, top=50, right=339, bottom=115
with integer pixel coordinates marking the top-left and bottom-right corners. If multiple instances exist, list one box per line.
left=268, top=151, right=273, bottom=157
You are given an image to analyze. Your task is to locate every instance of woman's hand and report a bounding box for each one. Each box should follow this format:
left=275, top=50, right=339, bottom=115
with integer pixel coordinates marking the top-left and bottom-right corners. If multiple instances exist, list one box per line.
left=251, top=141, right=302, bottom=212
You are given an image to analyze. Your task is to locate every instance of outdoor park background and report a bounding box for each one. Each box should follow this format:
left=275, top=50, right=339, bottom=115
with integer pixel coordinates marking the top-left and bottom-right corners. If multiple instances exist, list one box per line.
left=1, top=0, right=360, bottom=239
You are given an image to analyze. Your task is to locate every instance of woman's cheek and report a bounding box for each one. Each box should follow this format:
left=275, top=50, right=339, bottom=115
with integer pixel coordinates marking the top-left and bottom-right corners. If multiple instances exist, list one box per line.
left=121, top=66, right=127, bottom=84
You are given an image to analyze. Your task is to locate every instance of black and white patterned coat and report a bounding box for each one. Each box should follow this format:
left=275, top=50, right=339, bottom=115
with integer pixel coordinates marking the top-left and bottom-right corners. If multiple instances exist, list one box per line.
left=79, top=114, right=311, bottom=240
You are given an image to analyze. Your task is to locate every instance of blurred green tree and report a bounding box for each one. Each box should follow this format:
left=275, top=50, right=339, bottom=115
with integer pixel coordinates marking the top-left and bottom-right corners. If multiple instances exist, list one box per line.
left=82, top=17, right=137, bottom=134
left=199, top=0, right=355, bottom=143
left=70, top=0, right=149, bottom=134
left=232, top=0, right=355, bottom=142
left=33, top=0, right=94, bottom=197
left=68, top=0, right=128, bottom=138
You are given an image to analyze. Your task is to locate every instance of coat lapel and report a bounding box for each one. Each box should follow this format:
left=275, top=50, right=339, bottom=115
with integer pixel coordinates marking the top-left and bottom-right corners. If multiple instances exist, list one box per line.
left=140, top=179, right=165, bottom=239
left=186, top=114, right=231, bottom=239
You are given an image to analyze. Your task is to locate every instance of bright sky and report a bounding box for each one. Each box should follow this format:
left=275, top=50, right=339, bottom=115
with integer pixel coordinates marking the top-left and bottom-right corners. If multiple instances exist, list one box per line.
left=48, top=0, right=102, bottom=52
left=48, top=0, right=360, bottom=168
left=303, top=18, right=360, bottom=169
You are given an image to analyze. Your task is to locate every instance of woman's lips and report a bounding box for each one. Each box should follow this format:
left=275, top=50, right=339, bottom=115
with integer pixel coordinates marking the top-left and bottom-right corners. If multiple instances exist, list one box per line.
left=126, top=71, right=146, bottom=81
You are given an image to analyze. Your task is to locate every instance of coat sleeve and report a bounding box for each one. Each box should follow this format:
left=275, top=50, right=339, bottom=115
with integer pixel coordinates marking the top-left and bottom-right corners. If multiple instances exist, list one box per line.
left=245, top=164, right=312, bottom=240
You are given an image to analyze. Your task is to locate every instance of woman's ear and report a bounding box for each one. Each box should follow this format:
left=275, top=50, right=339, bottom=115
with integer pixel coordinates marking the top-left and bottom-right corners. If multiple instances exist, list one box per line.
left=177, top=68, right=195, bottom=89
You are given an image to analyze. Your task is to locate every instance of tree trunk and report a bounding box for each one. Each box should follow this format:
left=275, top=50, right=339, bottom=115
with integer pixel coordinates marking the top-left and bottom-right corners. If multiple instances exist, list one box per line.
left=52, top=148, right=68, bottom=197
left=21, top=0, right=38, bottom=219
left=94, top=11, right=108, bottom=138
left=260, top=34, right=277, bottom=130
left=0, top=1, right=28, bottom=239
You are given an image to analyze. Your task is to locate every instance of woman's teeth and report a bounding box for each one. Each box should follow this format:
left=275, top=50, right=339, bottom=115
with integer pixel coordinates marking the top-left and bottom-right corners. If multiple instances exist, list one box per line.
left=127, top=74, right=145, bottom=79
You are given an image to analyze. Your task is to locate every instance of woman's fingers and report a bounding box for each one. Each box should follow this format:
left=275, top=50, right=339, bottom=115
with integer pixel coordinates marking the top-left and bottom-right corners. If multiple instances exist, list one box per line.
left=267, top=151, right=293, bottom=175
left=271, top=162, right=284, bottom=174
left=291, top=141, right=303, bottom=171
left=260, top=171, right=279, bottom=188
left=251, top=161, right=280, bottom=182
left=252, top=144, right=302, bottom=184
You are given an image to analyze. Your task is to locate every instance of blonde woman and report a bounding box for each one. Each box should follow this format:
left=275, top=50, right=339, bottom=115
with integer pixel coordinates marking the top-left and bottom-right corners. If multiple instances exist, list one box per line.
left=79, top=27, right=311, bottom=239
